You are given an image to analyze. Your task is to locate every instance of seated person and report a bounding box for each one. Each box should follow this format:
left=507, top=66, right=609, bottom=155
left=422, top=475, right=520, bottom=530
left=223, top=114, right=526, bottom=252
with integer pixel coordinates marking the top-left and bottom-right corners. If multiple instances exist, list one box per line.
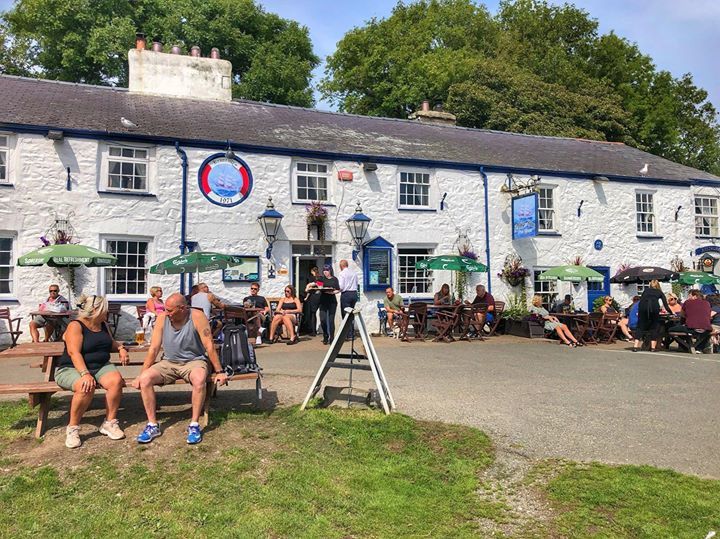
left=625, top=295, right=641, bottom=336
left=433, top=283, right=456, bottom=306
left=671, top=289, right=712, bottom=353
left=242, top=283, right=270, bottom=345
left=469, top=284, right=495, bottom=330
left=383, top=287, right=404, bottom=331
left=269, top=285, right=302, bottom=345
left=529, top=295, right=582, bottom=347
left=142, top=286, right=165, bottom=330
left=191, top=282, right=225, bottom=338
left=707, top=294, right=720, bottom=350
left=553, top=294, right=575, bottom=314
left=665, top=293, right=683, bottom=314
left=29, top=284, right=69, bottom=342
left=600, top=295, right=633, bottom=341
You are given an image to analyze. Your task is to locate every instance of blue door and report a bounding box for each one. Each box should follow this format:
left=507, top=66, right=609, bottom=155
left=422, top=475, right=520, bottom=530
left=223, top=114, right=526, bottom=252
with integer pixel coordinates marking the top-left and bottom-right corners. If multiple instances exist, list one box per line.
left=587, top=266, right=610, bottom=311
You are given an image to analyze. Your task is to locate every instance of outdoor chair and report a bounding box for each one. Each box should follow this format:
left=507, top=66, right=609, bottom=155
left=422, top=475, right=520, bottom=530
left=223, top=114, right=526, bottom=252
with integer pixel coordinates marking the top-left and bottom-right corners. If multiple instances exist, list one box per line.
left=268, top=300, right=303, bottom=341
left=398, top=302, right=429, bottom=341
left=107, top=303, right=122, bottom=337
left=486, top=301, right=505, bottom=336
left=595, top=313, right=620, bottom=343
left=0, top=307, right=23, bottom=347
left=431, top=304, right=463, bottom=342
left=376, top=301, right=389, bottom=335
left=460, top=304, right=487, bottom=341
left=136, top=305, right=147, bottom=327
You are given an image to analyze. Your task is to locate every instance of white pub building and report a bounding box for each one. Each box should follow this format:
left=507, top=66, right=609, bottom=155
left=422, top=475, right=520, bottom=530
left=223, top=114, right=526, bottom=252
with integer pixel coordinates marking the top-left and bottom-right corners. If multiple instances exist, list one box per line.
left=1, top=38, right=720, bottom=342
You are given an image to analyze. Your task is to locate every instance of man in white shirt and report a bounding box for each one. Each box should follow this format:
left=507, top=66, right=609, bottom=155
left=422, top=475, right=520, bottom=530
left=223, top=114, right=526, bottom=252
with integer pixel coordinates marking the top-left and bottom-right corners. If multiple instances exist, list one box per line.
left=29, top=284, right=69, bottom=342
left=338, top=259, right=359, bottom=339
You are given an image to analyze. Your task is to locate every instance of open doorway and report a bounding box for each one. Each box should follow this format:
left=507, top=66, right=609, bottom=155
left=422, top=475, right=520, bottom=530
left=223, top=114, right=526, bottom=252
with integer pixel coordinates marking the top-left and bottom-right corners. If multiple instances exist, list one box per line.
left=290, top=243, right=332, bottom=294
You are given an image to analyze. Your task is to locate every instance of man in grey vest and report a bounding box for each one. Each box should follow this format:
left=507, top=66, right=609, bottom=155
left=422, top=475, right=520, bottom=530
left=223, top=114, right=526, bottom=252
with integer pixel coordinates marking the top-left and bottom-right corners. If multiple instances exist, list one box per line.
left=133, top=293, right=228, bottom=444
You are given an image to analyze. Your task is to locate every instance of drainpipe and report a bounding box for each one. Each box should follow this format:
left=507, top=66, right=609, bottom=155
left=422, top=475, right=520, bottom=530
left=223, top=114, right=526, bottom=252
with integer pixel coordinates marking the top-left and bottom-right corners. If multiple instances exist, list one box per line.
left=175, top=142, right=189, bottom=295
left=480, top=167, right=491, bottom=293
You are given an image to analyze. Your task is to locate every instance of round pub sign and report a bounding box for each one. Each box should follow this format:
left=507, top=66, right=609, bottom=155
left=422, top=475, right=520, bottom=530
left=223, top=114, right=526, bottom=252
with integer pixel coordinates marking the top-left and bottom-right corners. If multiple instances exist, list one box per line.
left=198, top=153, right=253, bottom=207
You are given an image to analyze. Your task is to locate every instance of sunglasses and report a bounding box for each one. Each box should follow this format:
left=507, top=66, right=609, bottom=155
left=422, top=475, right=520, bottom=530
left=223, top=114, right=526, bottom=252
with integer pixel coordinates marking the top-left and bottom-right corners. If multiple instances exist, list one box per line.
left=251, top=287, right=259, bottom=291
left=49, top=289, right=59, bottom=293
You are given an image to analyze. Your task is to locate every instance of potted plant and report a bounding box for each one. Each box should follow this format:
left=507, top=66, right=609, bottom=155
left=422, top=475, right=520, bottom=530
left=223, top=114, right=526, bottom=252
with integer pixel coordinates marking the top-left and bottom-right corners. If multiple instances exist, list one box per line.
left=498, top=253, right=530, bottom=288
left=305, top=201, right=328, bottom=241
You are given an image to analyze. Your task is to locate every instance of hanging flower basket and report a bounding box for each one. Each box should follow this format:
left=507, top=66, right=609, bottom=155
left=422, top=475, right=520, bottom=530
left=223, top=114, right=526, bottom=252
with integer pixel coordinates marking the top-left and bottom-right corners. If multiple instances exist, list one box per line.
left=305, top=201, right=328, bottom=241
left=498, top=253, right=530, bottom=287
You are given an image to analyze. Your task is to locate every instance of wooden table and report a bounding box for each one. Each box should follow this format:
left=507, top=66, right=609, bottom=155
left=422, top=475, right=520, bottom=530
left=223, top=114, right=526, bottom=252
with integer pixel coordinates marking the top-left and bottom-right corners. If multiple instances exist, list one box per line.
left=555, top=313, right=593, bottom=344
left=29, top=310, right=76, bottom=341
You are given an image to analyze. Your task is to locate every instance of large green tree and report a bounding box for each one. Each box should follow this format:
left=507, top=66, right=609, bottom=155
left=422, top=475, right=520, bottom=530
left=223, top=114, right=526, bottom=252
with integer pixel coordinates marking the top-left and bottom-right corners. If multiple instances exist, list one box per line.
left=1, top=0, right=319, bottom=106
left=322, top=0, right=720, bottom=174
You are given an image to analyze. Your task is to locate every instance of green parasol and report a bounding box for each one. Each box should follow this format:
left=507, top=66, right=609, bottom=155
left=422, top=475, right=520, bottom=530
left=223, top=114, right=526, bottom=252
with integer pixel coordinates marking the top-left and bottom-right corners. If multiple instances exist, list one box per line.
left=150, top=251, right=243, bottom=275
left=538, top=265, right=604, bottom=283
left=17, top=244, right=117, bottom=267
left=415, top=255, right=487, bottom=272
left=675, top=271, right=720, bottom=286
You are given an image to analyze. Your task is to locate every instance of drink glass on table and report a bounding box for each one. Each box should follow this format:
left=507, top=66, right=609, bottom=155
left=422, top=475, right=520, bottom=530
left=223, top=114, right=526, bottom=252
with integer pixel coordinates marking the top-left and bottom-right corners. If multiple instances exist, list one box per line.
left=134, top=329, right=145, bottom=345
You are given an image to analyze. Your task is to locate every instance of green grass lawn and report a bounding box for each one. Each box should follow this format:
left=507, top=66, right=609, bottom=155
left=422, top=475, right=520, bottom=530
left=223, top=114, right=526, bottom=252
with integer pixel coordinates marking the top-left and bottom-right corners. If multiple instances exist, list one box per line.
left=0, top=399, right=718, bottom=538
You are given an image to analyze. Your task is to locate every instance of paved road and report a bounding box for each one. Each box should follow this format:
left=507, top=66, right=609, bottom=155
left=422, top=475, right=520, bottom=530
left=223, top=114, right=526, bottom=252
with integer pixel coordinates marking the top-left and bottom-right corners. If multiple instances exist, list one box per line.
left=2, top=335, right=718, bottom=477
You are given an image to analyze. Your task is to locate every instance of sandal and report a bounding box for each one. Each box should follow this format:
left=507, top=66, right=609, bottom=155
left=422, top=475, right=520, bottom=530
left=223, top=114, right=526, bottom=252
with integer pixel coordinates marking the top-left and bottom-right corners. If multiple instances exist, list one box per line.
left=631, top=347, right=639, bottom=352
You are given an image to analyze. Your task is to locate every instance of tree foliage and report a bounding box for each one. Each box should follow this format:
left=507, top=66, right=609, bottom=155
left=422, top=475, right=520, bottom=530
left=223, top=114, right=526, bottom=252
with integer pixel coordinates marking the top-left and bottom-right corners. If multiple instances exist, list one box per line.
left=0, top=0, right=319, bottom=106
left=322, top=0, right=720, bottom=174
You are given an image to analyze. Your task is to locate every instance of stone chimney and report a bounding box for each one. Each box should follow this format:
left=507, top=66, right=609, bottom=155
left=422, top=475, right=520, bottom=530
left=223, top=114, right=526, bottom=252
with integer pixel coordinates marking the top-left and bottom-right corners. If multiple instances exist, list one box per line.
left=128, top=35, right=232, bottom=102
left=408, top=100, right=456, bottom=126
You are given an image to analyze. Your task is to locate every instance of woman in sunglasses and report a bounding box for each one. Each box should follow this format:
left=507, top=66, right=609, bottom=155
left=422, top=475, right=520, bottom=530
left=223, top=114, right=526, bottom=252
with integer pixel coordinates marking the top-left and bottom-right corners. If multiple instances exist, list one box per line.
left=269, top=285, right=302, bottom=345
left=55, top=294, right=129, bottom=448
left=600, top=295, right=634, bottom=341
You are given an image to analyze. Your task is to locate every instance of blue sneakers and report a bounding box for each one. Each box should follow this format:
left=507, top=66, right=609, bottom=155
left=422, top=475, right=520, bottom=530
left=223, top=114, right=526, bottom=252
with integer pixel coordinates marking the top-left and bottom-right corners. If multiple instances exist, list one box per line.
left=137, top=423, right=161, bottom=444
left=187, top=424, right=202, bottom=445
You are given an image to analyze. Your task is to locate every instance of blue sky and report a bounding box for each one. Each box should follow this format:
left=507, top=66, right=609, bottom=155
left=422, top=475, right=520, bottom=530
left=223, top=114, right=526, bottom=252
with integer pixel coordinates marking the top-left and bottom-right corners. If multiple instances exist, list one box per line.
left=1, top=0, right=718, bottom=111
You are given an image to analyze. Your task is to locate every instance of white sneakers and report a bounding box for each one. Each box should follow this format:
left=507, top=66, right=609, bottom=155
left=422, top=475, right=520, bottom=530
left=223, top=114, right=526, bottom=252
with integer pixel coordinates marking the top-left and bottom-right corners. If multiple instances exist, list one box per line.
left=66, top=419, right=125, bottom=449
left=100, top=419, right=126, bottom=440
left=65, top=426, right=81, bottom=448
left=255, top=335, right=263, bottom=346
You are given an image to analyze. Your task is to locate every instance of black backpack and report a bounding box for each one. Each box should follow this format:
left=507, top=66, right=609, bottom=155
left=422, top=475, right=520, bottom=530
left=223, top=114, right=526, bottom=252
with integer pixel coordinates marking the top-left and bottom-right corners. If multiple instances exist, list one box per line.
left=220, top=324, right=259, bottom=375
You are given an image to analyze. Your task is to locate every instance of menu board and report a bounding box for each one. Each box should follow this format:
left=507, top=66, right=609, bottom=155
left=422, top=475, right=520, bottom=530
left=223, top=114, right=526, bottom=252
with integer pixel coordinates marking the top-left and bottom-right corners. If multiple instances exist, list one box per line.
left=367, top=248, right=390, bottom=286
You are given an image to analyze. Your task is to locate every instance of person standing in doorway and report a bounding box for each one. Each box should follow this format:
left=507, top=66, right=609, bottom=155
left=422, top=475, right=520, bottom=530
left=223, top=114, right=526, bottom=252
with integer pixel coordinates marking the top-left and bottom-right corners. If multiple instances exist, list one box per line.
left=338, top=259, right=359, bottom=339
left=303, top=266, right=322, bottom=336
left=319, top=265, right=339, bottom=345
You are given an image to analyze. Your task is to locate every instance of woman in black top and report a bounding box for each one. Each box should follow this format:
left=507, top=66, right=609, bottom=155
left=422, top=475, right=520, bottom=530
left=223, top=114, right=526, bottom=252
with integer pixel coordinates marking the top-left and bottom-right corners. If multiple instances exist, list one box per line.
left=632, top=280, right=671, bottom=352
left=303, top=266, right=322, bottom=336
left=270, top=285, right=302, bottom=345
left=319, top=265, right=340, bottom=344
left=55, top=294, right=129, bottom=448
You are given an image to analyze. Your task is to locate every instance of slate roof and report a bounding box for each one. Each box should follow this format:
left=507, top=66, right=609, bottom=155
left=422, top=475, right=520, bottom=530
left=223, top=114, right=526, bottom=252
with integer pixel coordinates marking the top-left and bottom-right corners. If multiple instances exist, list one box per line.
left=0, top=74, right=717, bottom=182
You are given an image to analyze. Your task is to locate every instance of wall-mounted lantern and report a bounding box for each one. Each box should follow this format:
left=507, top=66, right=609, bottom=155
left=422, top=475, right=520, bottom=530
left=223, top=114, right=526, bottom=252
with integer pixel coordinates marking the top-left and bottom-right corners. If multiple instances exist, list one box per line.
left=346, top=202, right=371, bottom=261
left=257, top=197, right=283, bottom=259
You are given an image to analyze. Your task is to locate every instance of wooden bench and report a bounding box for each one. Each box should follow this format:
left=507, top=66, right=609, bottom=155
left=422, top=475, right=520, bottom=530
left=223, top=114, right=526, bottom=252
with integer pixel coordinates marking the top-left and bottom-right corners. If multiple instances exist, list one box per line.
left=0, top=307, right=23, bottom=347
left=0, top=371, right=262, bottom=439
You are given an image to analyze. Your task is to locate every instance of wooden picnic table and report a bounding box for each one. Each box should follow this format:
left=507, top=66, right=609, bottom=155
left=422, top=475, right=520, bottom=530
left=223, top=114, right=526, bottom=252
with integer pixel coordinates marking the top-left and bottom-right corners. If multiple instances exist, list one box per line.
left=29, top=310, right=76, bottom=341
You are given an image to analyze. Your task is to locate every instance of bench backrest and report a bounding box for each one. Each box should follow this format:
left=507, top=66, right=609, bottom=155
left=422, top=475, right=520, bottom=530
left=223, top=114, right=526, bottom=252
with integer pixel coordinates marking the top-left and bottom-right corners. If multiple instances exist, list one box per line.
left=0, top=307, right=10, bottom=320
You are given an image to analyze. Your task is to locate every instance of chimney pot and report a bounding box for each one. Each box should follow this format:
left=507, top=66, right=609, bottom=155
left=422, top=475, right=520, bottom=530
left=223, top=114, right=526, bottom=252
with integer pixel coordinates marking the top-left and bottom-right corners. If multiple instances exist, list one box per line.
left=171, top=45, right=181, bottom=55
left=190, top=45, right=201, bottom=57
left=135, top=32, right=146, bottom=51
left=152, top=41, right=163, bottom=52
left=210, top=47, right=220, bottom=59
left=421, top=100, right=430, bottom=112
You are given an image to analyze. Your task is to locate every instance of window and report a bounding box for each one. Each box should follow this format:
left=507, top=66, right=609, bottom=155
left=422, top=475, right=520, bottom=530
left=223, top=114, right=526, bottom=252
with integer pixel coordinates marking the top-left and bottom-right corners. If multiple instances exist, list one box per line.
left=695, top=196, right=719, bottom=237
left=0, top=135, right=7, bottom=183
left=635, top=192, right=655, bottom=234
left=538, top=187, right=555, bottom=231
left=294, top=161, right=329, bottom=202
left=0, top=237, right=12, bottom=294
left=398, top=247, right=433, bottom=295
left=533, top=269, right=557, bottom=310
left=106, top=146, right=148, bottom=191
left=104, top=239, right=148, bottom=296
left=636, top=282, right=649, bottom=296
left=399, top=170, right=431, bottom=209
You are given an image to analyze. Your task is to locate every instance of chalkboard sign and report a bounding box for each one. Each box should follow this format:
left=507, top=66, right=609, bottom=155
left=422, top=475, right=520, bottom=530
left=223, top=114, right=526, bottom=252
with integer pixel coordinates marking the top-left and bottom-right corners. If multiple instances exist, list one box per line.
left=363, top=236, right=394, bottom=291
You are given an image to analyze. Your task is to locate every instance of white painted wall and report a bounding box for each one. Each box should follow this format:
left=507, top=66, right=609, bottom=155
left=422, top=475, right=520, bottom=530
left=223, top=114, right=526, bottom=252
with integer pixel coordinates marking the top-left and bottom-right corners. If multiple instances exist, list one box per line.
left=0, top=132, right=709, bottom=344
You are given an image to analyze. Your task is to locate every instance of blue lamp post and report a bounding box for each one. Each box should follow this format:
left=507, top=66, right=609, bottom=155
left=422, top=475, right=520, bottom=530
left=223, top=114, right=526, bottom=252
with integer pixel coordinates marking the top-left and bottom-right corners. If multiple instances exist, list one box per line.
left=346, top=202, right=371, bottom=261
left=257, top=197, right=283, bottom=259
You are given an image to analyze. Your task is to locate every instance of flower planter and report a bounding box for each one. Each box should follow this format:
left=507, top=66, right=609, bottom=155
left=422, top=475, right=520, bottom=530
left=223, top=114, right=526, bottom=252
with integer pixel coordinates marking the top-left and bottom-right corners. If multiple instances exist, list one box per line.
left=506, top=277, right=525, bottom=287
left=503, top=317, right=546, bottom=338
left=306, top=220, right=326, bottom=241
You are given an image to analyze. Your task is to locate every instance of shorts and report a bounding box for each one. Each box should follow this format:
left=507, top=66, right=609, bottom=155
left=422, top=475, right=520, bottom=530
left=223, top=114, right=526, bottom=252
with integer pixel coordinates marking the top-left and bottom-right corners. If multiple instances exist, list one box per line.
left=55, top=363, right=119, bottom=390
left=150, top=359, right=209, bottom=385
left=33, top=315, right=51, bottom=328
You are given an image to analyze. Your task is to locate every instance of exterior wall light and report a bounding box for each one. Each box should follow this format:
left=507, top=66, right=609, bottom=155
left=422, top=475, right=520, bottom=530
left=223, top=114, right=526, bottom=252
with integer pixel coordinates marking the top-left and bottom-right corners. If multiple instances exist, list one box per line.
left=257, top=196, right=283, bottom=259
left=346, top=202, right=371, bottom=261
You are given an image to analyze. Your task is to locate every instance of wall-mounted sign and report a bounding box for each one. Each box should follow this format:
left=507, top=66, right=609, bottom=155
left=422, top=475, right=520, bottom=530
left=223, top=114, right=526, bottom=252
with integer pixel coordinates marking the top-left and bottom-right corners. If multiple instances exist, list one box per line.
left=594, top=239, right=603, bottom=251
left=222, top=255, right=260, bottom=282
left=363, top=236, right=393, bottom=291
left=511, top=193, right=538, bottom=240
left=695, top=245, right=720, bottom=255
left=198, top=153, right=253, bottom=207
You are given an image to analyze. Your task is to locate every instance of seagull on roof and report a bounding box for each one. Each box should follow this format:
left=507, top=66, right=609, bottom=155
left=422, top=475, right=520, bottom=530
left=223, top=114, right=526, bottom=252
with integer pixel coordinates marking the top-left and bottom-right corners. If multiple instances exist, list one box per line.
left=120, top=117, right=138, bottom=129
left=639, top=163, right=649, bottom=177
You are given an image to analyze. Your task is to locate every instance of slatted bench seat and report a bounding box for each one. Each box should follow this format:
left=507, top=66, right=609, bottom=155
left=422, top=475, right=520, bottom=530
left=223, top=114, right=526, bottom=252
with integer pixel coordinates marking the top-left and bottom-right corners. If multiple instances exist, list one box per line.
left=0, top=371, right=262, bottom=439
